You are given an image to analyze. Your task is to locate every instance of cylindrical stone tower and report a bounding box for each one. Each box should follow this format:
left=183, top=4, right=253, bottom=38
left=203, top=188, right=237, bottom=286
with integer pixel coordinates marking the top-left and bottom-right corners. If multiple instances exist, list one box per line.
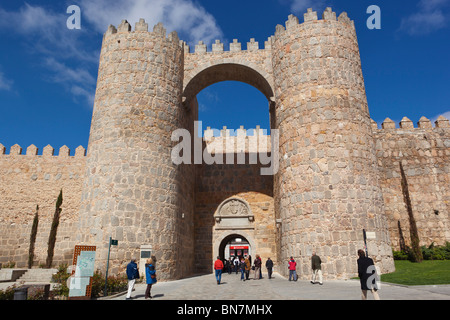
left=77, top=19, right=195, bottom=280
left=272, top=9, right=394, bottom=279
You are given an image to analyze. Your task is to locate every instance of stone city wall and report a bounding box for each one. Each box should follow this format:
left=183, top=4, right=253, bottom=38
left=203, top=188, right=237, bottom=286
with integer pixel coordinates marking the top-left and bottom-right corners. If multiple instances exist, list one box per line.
left=374, top=116, right=450, bottom=250
left=0, top=144, right=86, bottom=267
left=0, top=7, right=449, bottom=282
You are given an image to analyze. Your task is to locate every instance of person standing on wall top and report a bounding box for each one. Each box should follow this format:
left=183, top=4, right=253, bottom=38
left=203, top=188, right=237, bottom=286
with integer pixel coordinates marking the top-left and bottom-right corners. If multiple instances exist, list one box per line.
left=125, top=258, right=139, bottom=300
left=288, top=256, right=297, bottom=281
left=310, top=252, right=323, bottom=285
left=214, top=256, right=224, bottom=285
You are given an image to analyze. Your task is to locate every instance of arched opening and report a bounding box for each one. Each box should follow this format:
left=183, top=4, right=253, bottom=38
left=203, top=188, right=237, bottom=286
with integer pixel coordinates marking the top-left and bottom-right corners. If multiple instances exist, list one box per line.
left=197, top=81, right=271, bottom=134
left=183, top=63, right=274, bottom=103
left=218, top=233, right=252, bottom=261
left=185, top=62, right=277, bottom=275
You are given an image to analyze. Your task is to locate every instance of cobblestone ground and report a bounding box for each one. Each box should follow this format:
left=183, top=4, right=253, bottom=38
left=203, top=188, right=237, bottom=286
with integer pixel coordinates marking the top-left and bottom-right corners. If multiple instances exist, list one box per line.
left=110, top=271, right=450, bottom=301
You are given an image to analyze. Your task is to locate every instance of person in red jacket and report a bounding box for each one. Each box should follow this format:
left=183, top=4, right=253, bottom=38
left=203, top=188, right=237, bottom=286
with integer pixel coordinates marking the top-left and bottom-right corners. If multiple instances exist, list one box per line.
left=288, top=256, right=297, bottom=281
left=214, top=256, right=224, bottom=284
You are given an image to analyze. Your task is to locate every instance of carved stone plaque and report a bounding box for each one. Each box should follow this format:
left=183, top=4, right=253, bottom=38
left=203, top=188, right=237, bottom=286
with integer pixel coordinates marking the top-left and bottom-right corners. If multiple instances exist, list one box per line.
left=215, top=198, right=254, bottom=230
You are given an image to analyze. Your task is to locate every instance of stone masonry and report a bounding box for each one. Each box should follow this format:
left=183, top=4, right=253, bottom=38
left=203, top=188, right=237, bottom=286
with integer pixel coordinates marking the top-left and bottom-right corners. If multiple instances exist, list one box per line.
left=0, top=8, right=449, bottom=281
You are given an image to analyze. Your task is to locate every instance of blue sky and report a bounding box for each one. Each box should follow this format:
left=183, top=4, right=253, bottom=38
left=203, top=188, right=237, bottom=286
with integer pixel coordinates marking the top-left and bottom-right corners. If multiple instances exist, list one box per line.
left=0, top=0, right=449, bottom=154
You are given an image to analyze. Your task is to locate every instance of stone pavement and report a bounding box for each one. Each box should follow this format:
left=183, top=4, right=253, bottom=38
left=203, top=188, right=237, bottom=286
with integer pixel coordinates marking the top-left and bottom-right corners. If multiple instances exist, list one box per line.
left=109, top=271, right=450, bottom=301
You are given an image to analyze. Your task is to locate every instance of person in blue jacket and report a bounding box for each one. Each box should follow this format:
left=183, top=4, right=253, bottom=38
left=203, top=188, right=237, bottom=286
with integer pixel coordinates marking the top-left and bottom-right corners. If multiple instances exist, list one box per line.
left=145, top=257, right=157, bottom=299
left=126, top=258, right=139, bottom=300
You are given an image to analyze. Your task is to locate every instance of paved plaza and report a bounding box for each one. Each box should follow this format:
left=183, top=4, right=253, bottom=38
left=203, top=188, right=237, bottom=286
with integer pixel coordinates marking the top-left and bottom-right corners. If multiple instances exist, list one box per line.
left=109, top=271, right=450, bottom=301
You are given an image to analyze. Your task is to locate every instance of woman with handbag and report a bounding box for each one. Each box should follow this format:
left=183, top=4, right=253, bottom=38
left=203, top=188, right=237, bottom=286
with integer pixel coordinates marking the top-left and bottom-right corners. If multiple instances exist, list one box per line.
left=145, top=257, right=157, bottom=299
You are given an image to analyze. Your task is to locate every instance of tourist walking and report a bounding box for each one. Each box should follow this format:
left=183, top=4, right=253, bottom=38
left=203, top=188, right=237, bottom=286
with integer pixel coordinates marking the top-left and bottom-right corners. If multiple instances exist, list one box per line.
left=239, top=257, right=246, bottom=281
left=145, top=257, right=157, bottom=299
left=288, top=256, right=297, bottom=281
left=233, top=256, right=240, bottom=274
left=310, top=252, right=323, bottom=285
left=125, top=258, right=139, bottom=299
left=253, top=254, right=262, bottom=280
left=265, top=257, right=274, bottom=279
left=226, top=258, right=232, bottom=274
left=214, top=256, right=224, bottom=285
left=244, top=255, right=251, bottom=280
left=357, top=249, right=380, bottom=300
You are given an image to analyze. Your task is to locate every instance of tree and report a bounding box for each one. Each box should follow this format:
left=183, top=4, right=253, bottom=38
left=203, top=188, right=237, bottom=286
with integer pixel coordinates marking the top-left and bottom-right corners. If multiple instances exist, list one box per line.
left=28, top=205, right=39, bottom=269
left=399, top=163, right=423, bottom=262
left=46, top=190, right=63, bottom=268
left=397, top=220, right=406, bottom=252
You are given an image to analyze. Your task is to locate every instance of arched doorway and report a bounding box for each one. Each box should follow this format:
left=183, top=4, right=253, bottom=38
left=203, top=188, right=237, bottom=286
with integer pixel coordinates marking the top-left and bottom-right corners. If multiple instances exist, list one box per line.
left=218, top=234, right=251, bottom=260
left=215, top=231, right=257, bottom=262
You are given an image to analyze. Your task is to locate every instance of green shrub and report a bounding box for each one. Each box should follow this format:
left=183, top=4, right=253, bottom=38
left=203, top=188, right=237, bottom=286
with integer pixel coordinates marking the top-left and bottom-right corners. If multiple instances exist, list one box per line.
left=393, top=250, right=409, bottom=260
left=51, top=263, right=70, bottom=297
left=28, top=288, right=46, bottom=300
left=90, top=270, right=128, bottom=298
left=394, top=242, right=450, bottom=261
left=0, top=284, right=17, bottom=300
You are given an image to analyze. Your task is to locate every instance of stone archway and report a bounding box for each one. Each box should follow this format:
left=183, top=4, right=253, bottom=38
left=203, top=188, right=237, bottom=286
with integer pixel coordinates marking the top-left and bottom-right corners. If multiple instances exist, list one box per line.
left=214, top=230, right=257, bottom=262
left=183, top=63, right=275, bottom=103
left=212, top=197, right=258, bottom=271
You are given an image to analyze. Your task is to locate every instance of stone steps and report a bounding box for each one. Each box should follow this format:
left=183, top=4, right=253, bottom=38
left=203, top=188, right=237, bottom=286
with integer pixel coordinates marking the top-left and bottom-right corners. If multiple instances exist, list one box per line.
left=0, top=269, right=28, bottom=282
left=16, top=269, right=58, bottom=283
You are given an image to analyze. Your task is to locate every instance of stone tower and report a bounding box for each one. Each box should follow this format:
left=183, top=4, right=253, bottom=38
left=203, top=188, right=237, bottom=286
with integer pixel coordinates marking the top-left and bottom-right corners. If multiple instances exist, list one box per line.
left=76, top=8, right=395, bottom=281
left=272, top=9, right=393, bottom=278
left=77, top=19, right=196, bottom=279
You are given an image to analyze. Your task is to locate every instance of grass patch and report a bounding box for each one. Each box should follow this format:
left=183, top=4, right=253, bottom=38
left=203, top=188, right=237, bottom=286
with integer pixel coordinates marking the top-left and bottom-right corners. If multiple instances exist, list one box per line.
left=381, top=260, right=450, bottom=286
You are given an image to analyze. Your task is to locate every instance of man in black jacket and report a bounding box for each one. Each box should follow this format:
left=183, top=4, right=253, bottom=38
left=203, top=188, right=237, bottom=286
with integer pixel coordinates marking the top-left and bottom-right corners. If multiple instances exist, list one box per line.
left=310, top=252, right=323, bottom=285
left=357, top=249, right=380, bottom=300
left=265, top=257, right=274, bottom=279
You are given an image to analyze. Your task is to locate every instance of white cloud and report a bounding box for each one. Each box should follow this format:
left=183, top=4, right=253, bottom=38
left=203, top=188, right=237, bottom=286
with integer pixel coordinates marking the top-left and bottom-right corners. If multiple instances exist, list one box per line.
left=43, top=57, right=96, bottom=106
left=77, top=0, right=223, bottom=45
left=0, top=70, right=13, bottom=91
left=431, top=111, right=450, bottom=123
left=0, top=1, right=222, bottom=107
left=0, top=4, right=95, bottom=63
left=400, top=0, right=450, bottom=35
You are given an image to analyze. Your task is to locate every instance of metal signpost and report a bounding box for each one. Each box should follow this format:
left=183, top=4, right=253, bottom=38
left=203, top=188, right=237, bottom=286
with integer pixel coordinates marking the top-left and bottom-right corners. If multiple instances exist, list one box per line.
left=363, top=229, right=368, bottom=257
left=104, top=237, right=118, bottom=297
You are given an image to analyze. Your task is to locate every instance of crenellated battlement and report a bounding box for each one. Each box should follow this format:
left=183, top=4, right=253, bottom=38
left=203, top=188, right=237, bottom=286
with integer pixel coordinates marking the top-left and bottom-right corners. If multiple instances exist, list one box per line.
left=103, top=19, right=181, bottom=47
left=184, top=7, right=353, bottom=55
left=184, top=37, right=273, bottom=54
left=371, top=115, right=450, bottom=131
left=0, top=143, right=86, bottom=158
left=203, top=126, right=271, bottom=154
left=273, top=7, right=354, bottom=37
